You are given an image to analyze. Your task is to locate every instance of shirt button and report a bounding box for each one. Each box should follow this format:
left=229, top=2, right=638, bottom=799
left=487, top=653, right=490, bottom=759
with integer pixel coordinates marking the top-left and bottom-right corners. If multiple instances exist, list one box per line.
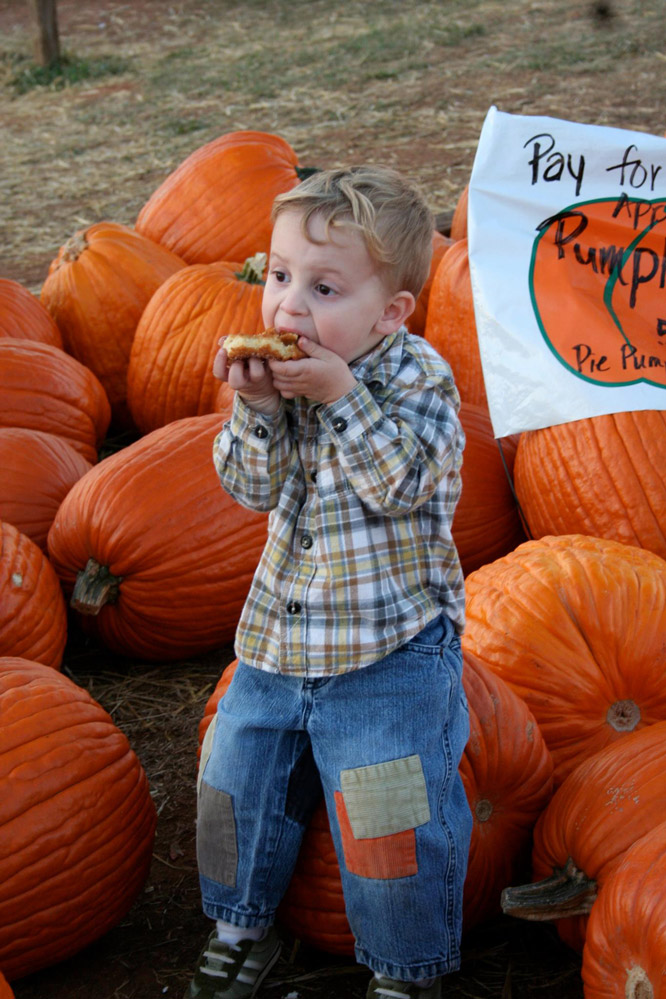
left=254, top=425, right=268, bottom=439
left=310, top=470, right=317, bottom=482
left=332, top=416, right=347, bottom=433
left=300, top=534, right=313, bottom=549
left=287, top=600, right=302, bottom=614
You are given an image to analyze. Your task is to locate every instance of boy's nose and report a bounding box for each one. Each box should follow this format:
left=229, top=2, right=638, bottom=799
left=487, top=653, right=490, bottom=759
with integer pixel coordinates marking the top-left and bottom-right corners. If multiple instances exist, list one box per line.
left=280, top=286, right=307, bottom=315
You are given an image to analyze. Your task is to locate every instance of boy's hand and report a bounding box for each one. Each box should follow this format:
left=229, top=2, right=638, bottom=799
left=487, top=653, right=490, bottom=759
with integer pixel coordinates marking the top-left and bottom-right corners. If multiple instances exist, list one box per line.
left=213, top=339, right=281, bottom=415
left=268, top=337, right=357, bottom=404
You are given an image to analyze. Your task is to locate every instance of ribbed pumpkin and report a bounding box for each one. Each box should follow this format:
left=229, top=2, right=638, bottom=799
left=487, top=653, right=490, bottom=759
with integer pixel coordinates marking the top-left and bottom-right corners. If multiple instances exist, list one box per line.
left=47, top=414, right=268, bottom=661
left=0, top=428, right=91, bottom=552
left=450, top=183, right=469, bottom=241
left=514, top=410, right=666, bottom=561
left=127, top=255, right=266, bottom=434
left=0, top=971, right=14, bottom=999
left=0, top=521, right=67, bottom=670
left=198, top=650, right=554, bottom=950
left=424, top=238, right=487, bottom=407
left=406, top=230, right=454, bottom=337
left=0, top=277, right=63, bottom=348
left=463, top=534, right=666, bottom=786
left=453, top=403, right=526, bottom=575
left=135, top=130, right=309, bottom=264
left=502, top=721, right=666, bottom=953
left=582, top=820, right=666, bottom=999
left=40, top=221, right=186, bottom=428
left=0, top=656, right=157, bottom=980
left=0, top=339, right=111, bottom=463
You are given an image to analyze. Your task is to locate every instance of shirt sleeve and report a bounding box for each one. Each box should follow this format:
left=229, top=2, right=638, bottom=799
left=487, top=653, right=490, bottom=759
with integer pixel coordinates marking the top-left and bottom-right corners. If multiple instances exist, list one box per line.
left=212, top=394, right=292, bottom=511
left=316, top=363, right=464, bottom=516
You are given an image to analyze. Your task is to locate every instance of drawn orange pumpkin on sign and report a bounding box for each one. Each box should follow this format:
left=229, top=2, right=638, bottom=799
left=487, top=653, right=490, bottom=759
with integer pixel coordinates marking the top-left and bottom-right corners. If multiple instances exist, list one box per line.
left=529, top=195, right=666, bottom=387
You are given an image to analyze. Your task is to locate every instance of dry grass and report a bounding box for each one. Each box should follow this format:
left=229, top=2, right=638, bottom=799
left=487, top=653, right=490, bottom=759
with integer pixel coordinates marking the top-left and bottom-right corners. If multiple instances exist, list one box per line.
left=1, top=0, right=665, bottom=291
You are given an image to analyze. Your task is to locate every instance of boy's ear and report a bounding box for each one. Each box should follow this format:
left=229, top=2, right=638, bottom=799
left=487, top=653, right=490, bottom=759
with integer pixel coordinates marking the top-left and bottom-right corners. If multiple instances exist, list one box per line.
left=376, top=290, right=416, bottom=335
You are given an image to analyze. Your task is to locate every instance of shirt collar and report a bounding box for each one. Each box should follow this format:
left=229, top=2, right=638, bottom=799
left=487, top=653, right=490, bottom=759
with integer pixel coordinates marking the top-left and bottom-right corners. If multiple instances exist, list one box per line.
left=349, top=325, right=408, bottom=387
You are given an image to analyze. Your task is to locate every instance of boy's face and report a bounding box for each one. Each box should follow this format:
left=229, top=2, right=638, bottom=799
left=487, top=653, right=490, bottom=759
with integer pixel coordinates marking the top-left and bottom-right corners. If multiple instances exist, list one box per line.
left=262, top=209, right=411, bottom=364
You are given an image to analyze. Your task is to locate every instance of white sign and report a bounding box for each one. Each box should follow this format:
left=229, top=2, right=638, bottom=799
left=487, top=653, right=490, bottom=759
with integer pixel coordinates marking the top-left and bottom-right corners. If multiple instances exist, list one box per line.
left=468, top=106, right=666, bottom=437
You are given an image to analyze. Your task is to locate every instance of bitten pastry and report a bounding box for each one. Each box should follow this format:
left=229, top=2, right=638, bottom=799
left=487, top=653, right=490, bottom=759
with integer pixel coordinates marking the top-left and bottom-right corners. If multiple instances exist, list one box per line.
left=224, top=327, right=306, bottom=362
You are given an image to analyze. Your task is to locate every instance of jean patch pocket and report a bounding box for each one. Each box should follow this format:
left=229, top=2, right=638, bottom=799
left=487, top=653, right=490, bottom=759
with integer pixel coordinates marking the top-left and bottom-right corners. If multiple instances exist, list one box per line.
left=335, top=755, right=430, bottom=880
left=196, top=782, right=238, bottom=888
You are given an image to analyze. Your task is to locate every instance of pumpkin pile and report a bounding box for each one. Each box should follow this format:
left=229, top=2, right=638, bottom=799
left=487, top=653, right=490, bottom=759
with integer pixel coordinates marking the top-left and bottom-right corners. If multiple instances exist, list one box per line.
left=1, top=128, right=664, bottom=998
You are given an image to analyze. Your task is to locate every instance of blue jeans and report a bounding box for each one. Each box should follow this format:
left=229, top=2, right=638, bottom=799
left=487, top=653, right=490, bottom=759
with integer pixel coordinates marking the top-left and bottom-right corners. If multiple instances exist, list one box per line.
left=197, top=614, right=472, bottom=982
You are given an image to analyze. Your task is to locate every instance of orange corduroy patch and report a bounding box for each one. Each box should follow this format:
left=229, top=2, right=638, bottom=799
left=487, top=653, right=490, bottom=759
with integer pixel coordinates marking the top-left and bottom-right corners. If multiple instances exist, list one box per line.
left=334, top=791, right=418, bottom=879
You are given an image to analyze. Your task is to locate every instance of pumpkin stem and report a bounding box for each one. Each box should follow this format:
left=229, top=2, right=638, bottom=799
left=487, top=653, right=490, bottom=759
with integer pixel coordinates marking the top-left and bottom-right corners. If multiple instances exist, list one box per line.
left=61, top=229, right=89, bottom=263
left=607, top=699, right=641, bottom=732
left=235, top=252, right=267, bottom=285
left=626, top=966, right=654, bottom=999
left=71, top=558, right=122, bottom=615
left=295, top=166, right=320, bottom=181
left=500, top=856, right=597, bottom=920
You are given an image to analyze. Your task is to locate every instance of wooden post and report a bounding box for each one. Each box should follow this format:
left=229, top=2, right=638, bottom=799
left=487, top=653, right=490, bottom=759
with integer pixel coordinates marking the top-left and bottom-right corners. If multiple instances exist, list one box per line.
left=28, top=0, right=60, bottom=67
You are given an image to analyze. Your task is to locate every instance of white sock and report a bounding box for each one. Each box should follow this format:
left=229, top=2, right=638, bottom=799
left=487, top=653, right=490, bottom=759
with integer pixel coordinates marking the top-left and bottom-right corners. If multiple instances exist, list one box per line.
left=215, top=920, right=268, bottom=945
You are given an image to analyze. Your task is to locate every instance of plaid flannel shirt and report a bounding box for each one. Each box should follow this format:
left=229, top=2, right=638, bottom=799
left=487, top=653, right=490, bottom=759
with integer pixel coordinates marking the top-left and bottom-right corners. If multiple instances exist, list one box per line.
left=213, top=326, right=465, bottom=677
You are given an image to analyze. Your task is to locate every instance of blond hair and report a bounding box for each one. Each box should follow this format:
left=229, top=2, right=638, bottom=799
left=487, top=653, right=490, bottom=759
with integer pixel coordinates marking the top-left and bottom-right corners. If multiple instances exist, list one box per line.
left=272, top=165, right=434, bottom=297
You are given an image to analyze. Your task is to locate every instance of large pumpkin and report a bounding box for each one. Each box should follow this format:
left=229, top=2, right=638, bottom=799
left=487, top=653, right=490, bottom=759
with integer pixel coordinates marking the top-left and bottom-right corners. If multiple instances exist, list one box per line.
left=463, top=534, right=666, bottom=786
left=582, top=820, right=666, bottom=999
left=0, top=428, right=91, bottom=553
left=424, top=238, right=487, bottom=407
left=135, top=130, right=309, bottom=264
left=514, top=409, right=666, bottom=561
left=502, top=721, right=666, bottom=953
left=0, top=338, right=110, bottom=463
left=0, top=657, right=156, bottom=980
left=449, top=184, right=469, bottom=241
left=40, top=221, right=186, bottom=428
left=0, top=521, right=67, bottom=670
left=127, top=255, right=266, bottom=434
left=453, top=403, right=526, bottom=575
left=47, top=414, right=268, bottom=661
left=198, top=650, right=554, bottom=950
left=406, top=230, right=454, bottom=337
left=0, top=277, right=62, bottom=348
left=0, top=971, right=14, bottom=998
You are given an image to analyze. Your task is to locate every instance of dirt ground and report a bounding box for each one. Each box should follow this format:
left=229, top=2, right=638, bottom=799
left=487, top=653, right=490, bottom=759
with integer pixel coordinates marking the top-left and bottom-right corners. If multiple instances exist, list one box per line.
left=2, top=0, right=665, bottom=996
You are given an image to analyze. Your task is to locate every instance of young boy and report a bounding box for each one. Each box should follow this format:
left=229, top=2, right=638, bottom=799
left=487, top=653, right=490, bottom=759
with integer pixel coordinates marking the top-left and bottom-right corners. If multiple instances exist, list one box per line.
left=187, top=166, right=471, bottom=999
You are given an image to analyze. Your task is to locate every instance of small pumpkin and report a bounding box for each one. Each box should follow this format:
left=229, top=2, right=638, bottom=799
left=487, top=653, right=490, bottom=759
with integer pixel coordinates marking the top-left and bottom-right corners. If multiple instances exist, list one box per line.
left=127, top=254, right=266, bottom=434
left=424, top=238, right=487, bottom=407
left=501, top=720, right=666, bottom=953
left=406, top=230, right=454, bottom=337
left=0, top=428, right=91, bottom=552
left=47, top=414, right=268, bottom=661
left=0, top=656, right=157, bottom=980
left=449, top=183, right=469, bottom=241
left=0, top=277, right=63, bottom=348
left=0, top=521, right=67, bottom=670
left=0, top=338, right=110, bottom=463
left=40, top=221, right=186, bottom=428
left=463, top=534, right=666, bottom=785
left=135, top=130, right=309, bottom=264
left=582, top=820, right=666, bottom=999
left=514, top=410, right=666, bottom=561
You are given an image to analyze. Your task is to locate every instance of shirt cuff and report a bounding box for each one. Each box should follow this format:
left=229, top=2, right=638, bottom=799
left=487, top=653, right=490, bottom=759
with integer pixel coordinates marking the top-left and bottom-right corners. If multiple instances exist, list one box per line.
left=228, top=394, right=287, bottom=448
left=317, top=381, right=385, bottom=443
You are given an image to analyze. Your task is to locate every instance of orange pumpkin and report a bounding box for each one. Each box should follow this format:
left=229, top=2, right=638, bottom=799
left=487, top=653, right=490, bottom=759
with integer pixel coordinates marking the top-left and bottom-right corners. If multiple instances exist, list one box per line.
left=0, top=970, right=14, bottom=998
left=47, top=414, right=268, bottom=661
left=582, top=820, right=666, bottom=999
left=198, top=650, right=554, bottom=949
left=514, top=410, right=666, bottom=561
left=450, top=184, right=469, bottom=241
left=453, top=403, right=526, bottom=575
left=407, top=230, right=454, bottom=337
left=0, top=339, right=110, bottom=463
left=463, top=534, right=666, bottom=786
left=424, top=238, right=487, bottom=407
left=135, top=130, right=308, bottom=264
left=0, top=656, right=156, bottom=980
left=40, top=221, right=186, bottom=428
left=127, top=255, right=266, bottom=433
left=502, top=721, right=666, bottom=953
left=0, top=521, right=67, bottom=670
left=0, top=428, right=91, bottom=552
left=0, top=277, right=63, bottom=348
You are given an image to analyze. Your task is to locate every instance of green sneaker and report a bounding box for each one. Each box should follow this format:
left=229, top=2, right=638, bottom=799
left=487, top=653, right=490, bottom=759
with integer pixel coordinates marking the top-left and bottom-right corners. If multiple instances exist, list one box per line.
left=366, top=975, right=442, bottom=999
left=185, top=927, right=282, bottom=998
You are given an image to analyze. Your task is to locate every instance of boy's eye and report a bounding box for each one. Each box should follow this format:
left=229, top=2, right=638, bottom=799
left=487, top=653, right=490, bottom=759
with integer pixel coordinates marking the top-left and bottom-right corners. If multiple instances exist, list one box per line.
left=272, top=270, right=287, bottom=283
left=315, top=283, right=335, bottom=296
